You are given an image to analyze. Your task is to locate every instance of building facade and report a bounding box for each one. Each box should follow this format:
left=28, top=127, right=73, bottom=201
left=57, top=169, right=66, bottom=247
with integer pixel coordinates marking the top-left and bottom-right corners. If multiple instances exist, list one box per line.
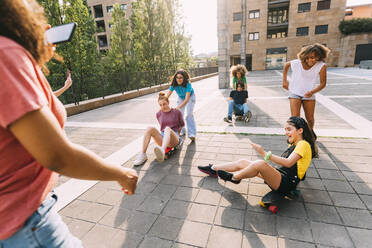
left=87, top=0, right=132, bottom=50
left=227, top=0, right=346, bottom=71
left=345, top=2, right=372, bottom=20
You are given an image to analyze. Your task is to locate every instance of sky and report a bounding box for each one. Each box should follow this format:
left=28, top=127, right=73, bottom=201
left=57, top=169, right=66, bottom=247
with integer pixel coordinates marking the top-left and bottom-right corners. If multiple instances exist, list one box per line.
left=180, top=0, right=369, bottom=56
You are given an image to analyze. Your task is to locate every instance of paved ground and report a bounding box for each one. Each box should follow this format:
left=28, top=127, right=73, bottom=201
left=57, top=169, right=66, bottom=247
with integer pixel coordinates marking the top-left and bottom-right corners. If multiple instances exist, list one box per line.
left=56, top=68, right=372, bottom=248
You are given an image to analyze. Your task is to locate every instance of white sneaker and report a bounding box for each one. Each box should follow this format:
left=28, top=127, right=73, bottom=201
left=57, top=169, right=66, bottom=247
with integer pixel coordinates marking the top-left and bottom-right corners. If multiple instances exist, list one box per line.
left=154, top=146, right=165, bottom=162
left=134, top=153, right=147, bottom=166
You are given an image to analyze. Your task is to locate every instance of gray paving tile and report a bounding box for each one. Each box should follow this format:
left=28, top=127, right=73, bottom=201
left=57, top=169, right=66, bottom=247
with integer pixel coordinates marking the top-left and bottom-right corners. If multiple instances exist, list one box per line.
left=350, top=181, right=372, bottom=195
left=135, top=181, right=157, bottom=195
left=322, top=179, right=354, bottom=193
left=214, top=207, right=244, bottom=229
left=66, top=219, right=94, bottom=240
left=122, top=211, right=158, bottom=234
left=179, top=175, right=204, bottom=188
left=137, top=196, right=167, bottom=214
left=194, top=189, right=222, bottom=205
left=305, top=203, right=342, bottom=225
left=82, top=224, right=118, bottom=248
left=337, top=207, right=372, bottom=229
left=347, top=227, right=372, bottom=248
left=177, top=221, right=212, bottom=247
left=172, top=186, right=199, bottom=202
left=98, top=207, right=131, bottom=228
left=301, top=189, right=333, bottom=205
left=60, top=200, right=112, bottom=223
left=187, top=203, right=218, bottom=224
left=139, top=236, right=173, bottom=248
left=329, top=191, right=366, bottom=209
left=207, top=225, right=243, bottom=248
left=117, top=194, right=146, bottom=210
left=151, top=184, right=178, bottom=201
left=246, top=195, right=267, bottom=213
left=318, top=169, right=346, bottom=180
left=311, top=222, right=354, bottom=248
left=148, top=216, right=184, bottom=240
left=171, top=243, right=195, bottom=248
left=110, top=230, right=144, bottom=248
left=275, top=201, right=307, bottom=219
left=220, top=190, right=247, bottom=210
left=278, top=238, right=315, bottom=248
left=200, top=176, right=226, bottom=191
left=248, top=183, right=271, bottom=197
left=223, top=180, right=249, bottom=194
left=277, top=217, right=312, bottom=242
left=96, top=189, right=125, bottom=206
left=244, top=211, right=277, bottom=236
left=242, top=232, right=278, bottom=248
left=78, top=187, right=107, bottom=202
left=360, top=194, right=372, bottom=210
left=162, top=199, right=192, bottom=219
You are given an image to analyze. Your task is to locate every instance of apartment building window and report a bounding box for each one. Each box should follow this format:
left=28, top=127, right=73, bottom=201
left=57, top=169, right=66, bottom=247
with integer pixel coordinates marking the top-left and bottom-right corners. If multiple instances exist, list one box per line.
left=93, top=5, right=103, bottom=18
left=98, top=35, right=108, bottom=47
left=298, top=3, right=311, bottom=13
left=233, top=12, right=243, bottom=21
left=268, top=8, right=288, bottom=24
left=109, top=23, right=113, bottom=29
left=266, top=47, right=287, bottom=70
left=248, top=32, right=259, bottom=40
left=315, top=24, right=328, bottom=34
left=296, top=27, right=309, bottom=36
left=96, top=20, right=105, bottom=32
left=106, top=5, right=113, bottom=13
left=233, top=34, right=241, bottom=42
left=267, top=29, right=287, bottom=39
left=317, top=0, right=331, bottom=10
left=120, top=4, right=127, bottom=10
left=249, top=10, right=260, bottom=19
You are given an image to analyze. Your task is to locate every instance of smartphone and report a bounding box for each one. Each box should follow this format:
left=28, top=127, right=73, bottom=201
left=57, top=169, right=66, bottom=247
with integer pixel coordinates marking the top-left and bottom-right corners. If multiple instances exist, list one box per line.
left=45, top=22, right=77, bottom=44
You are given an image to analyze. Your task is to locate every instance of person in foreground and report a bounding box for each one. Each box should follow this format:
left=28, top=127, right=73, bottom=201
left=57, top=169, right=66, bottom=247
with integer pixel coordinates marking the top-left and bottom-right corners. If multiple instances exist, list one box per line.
left=133, top=92, right=185, bottom=165
left=0, top=1, right=137, bottom=247
left=198, top=117, right=316, bottom=195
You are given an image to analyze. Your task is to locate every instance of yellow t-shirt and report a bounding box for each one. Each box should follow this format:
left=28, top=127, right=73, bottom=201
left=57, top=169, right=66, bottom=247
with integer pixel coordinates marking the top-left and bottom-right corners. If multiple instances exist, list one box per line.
left=293, top=140, right=312, bottom=179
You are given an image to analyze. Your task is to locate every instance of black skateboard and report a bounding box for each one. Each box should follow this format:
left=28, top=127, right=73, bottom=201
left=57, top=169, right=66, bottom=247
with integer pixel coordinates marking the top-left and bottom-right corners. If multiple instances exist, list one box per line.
left=259, top=189, right=300, bottom=213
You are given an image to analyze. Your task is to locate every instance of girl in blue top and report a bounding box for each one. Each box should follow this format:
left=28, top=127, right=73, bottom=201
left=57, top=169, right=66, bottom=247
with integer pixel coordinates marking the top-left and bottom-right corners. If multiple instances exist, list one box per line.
left=167, top=69, right=196, bottom=141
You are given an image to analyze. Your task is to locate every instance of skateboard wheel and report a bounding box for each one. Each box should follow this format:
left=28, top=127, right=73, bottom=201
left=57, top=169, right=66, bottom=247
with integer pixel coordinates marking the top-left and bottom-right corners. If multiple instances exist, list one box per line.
left=268, top=205, right=278, bottom=214
left=259, top=201, right=267, bottom=208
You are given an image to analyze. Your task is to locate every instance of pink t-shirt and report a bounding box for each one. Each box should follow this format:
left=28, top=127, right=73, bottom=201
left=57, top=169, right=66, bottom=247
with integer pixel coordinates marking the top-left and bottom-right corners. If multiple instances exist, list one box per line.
left=0, top=36, right=66, bottom=239
left=156, top=108, right=184, bottom=133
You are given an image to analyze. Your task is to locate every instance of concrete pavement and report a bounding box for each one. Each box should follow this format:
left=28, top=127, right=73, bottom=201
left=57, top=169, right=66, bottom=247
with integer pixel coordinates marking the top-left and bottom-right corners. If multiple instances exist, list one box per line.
left=56, top=68, right=372, bottom=247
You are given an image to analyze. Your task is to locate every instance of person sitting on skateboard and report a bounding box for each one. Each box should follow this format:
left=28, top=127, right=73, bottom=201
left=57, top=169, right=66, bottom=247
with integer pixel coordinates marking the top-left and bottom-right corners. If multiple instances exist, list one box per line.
left=224, top=82, right=252, bottom=123
left=133, top=92, right=184, bottom=166
left=198, top=116, right=316, bottom=195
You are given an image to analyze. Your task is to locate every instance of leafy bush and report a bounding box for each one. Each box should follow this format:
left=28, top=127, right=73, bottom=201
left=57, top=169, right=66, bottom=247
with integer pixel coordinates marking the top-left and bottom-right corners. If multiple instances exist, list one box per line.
left=339, top=18, right=372, bottom=35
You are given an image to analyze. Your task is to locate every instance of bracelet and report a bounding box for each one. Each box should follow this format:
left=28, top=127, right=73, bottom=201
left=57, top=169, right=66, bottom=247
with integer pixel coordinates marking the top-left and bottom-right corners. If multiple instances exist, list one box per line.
left=264, top=151, right=272, bottom=162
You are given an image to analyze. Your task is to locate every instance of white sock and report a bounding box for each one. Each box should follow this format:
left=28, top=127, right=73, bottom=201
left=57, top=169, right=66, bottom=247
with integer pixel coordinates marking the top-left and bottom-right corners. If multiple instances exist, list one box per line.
left=211, top=165, right=216, bottom=171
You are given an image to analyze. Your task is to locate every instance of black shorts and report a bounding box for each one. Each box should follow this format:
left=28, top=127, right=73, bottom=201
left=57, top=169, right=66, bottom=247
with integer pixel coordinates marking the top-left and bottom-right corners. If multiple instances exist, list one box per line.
left=276, top=170, right=299, bottom=194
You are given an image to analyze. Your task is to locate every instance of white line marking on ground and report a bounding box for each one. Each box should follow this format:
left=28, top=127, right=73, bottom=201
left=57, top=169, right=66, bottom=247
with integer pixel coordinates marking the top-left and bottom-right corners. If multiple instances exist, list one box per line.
left=328, top=71, right=372, bottom=81
left=53, top=136, right=143, bottom=212
left=275, top=70, right=372, bottom=139
left=328, top=95, right=372, bottom=98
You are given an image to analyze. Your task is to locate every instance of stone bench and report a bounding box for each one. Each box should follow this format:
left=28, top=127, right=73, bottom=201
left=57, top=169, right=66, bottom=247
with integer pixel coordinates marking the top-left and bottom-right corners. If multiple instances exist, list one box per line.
left=360, top=60, right=372, bottom=69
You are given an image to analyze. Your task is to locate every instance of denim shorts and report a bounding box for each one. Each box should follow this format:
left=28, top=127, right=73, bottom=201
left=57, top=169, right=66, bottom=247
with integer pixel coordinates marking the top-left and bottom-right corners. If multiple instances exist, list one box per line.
left=0, top=193, right=82, bottom=248
left=288, top=92, right=315, bottom=101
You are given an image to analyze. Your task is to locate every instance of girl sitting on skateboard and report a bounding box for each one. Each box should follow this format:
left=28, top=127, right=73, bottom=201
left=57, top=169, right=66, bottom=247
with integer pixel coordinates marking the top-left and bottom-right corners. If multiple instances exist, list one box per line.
left=133, top=92, right=184, bottom=166
left=198, top=116, right=315, bottom=195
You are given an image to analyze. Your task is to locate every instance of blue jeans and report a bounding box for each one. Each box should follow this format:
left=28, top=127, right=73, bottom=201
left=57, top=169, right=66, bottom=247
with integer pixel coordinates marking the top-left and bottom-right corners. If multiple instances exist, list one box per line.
left=228, top=100, right=249, bottom=117
left=177, top=94, right=196, bottom=137
left=0, top=194, right=82, bottom=248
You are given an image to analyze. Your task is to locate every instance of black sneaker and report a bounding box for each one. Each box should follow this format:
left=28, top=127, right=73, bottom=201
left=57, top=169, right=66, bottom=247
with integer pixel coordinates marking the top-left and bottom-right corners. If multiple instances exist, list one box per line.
left=224, top=116, right=232, bottom=123
left=198, top=164, right=217, bottom=178
left=217, top=170, right=241, bottom=184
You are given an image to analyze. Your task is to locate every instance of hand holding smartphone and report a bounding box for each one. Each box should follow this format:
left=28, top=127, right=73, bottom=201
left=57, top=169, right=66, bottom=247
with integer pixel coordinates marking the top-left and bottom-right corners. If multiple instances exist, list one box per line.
left=45, top=22, right=77, bottom=44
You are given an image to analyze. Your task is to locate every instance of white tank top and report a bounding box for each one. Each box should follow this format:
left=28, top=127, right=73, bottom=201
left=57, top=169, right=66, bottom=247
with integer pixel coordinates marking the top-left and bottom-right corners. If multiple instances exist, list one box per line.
left=289, top=59, right=325, bottom=97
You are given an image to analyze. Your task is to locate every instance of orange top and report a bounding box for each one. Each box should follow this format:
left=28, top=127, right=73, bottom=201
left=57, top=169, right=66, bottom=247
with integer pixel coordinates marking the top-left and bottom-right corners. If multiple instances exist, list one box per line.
left=0, top=36, right=66, bottom=239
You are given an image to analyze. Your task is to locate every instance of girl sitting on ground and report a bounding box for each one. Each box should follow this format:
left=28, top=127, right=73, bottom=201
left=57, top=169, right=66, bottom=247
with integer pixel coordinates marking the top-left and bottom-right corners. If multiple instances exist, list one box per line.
left=134, top=92, right=184, bottom=166
left=231, top=64, right=248, bottom=90
left=198, top=117, right=316, bottom=195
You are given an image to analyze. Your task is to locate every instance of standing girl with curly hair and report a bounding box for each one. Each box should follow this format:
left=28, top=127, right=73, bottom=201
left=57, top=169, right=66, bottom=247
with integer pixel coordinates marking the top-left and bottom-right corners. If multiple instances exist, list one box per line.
left=231, top=64, right=248, bottom=90
left=282, top=43, right=330, bottom=133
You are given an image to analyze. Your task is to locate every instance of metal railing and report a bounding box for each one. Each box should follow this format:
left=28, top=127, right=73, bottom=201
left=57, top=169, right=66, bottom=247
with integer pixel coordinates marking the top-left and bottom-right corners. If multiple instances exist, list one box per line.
left=62, top=66, right=218, bottom=105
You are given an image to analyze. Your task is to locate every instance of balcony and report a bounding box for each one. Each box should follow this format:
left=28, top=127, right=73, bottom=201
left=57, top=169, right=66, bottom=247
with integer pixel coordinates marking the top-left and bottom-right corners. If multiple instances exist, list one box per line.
left=268, top=0, right=290, bottom=8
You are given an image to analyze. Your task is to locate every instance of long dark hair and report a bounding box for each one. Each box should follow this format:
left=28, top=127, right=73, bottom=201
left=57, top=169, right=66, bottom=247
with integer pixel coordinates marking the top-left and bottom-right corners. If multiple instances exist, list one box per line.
left=287, top=116, right=317, bottom=158
left=171, top=69, right=190, bottom=88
